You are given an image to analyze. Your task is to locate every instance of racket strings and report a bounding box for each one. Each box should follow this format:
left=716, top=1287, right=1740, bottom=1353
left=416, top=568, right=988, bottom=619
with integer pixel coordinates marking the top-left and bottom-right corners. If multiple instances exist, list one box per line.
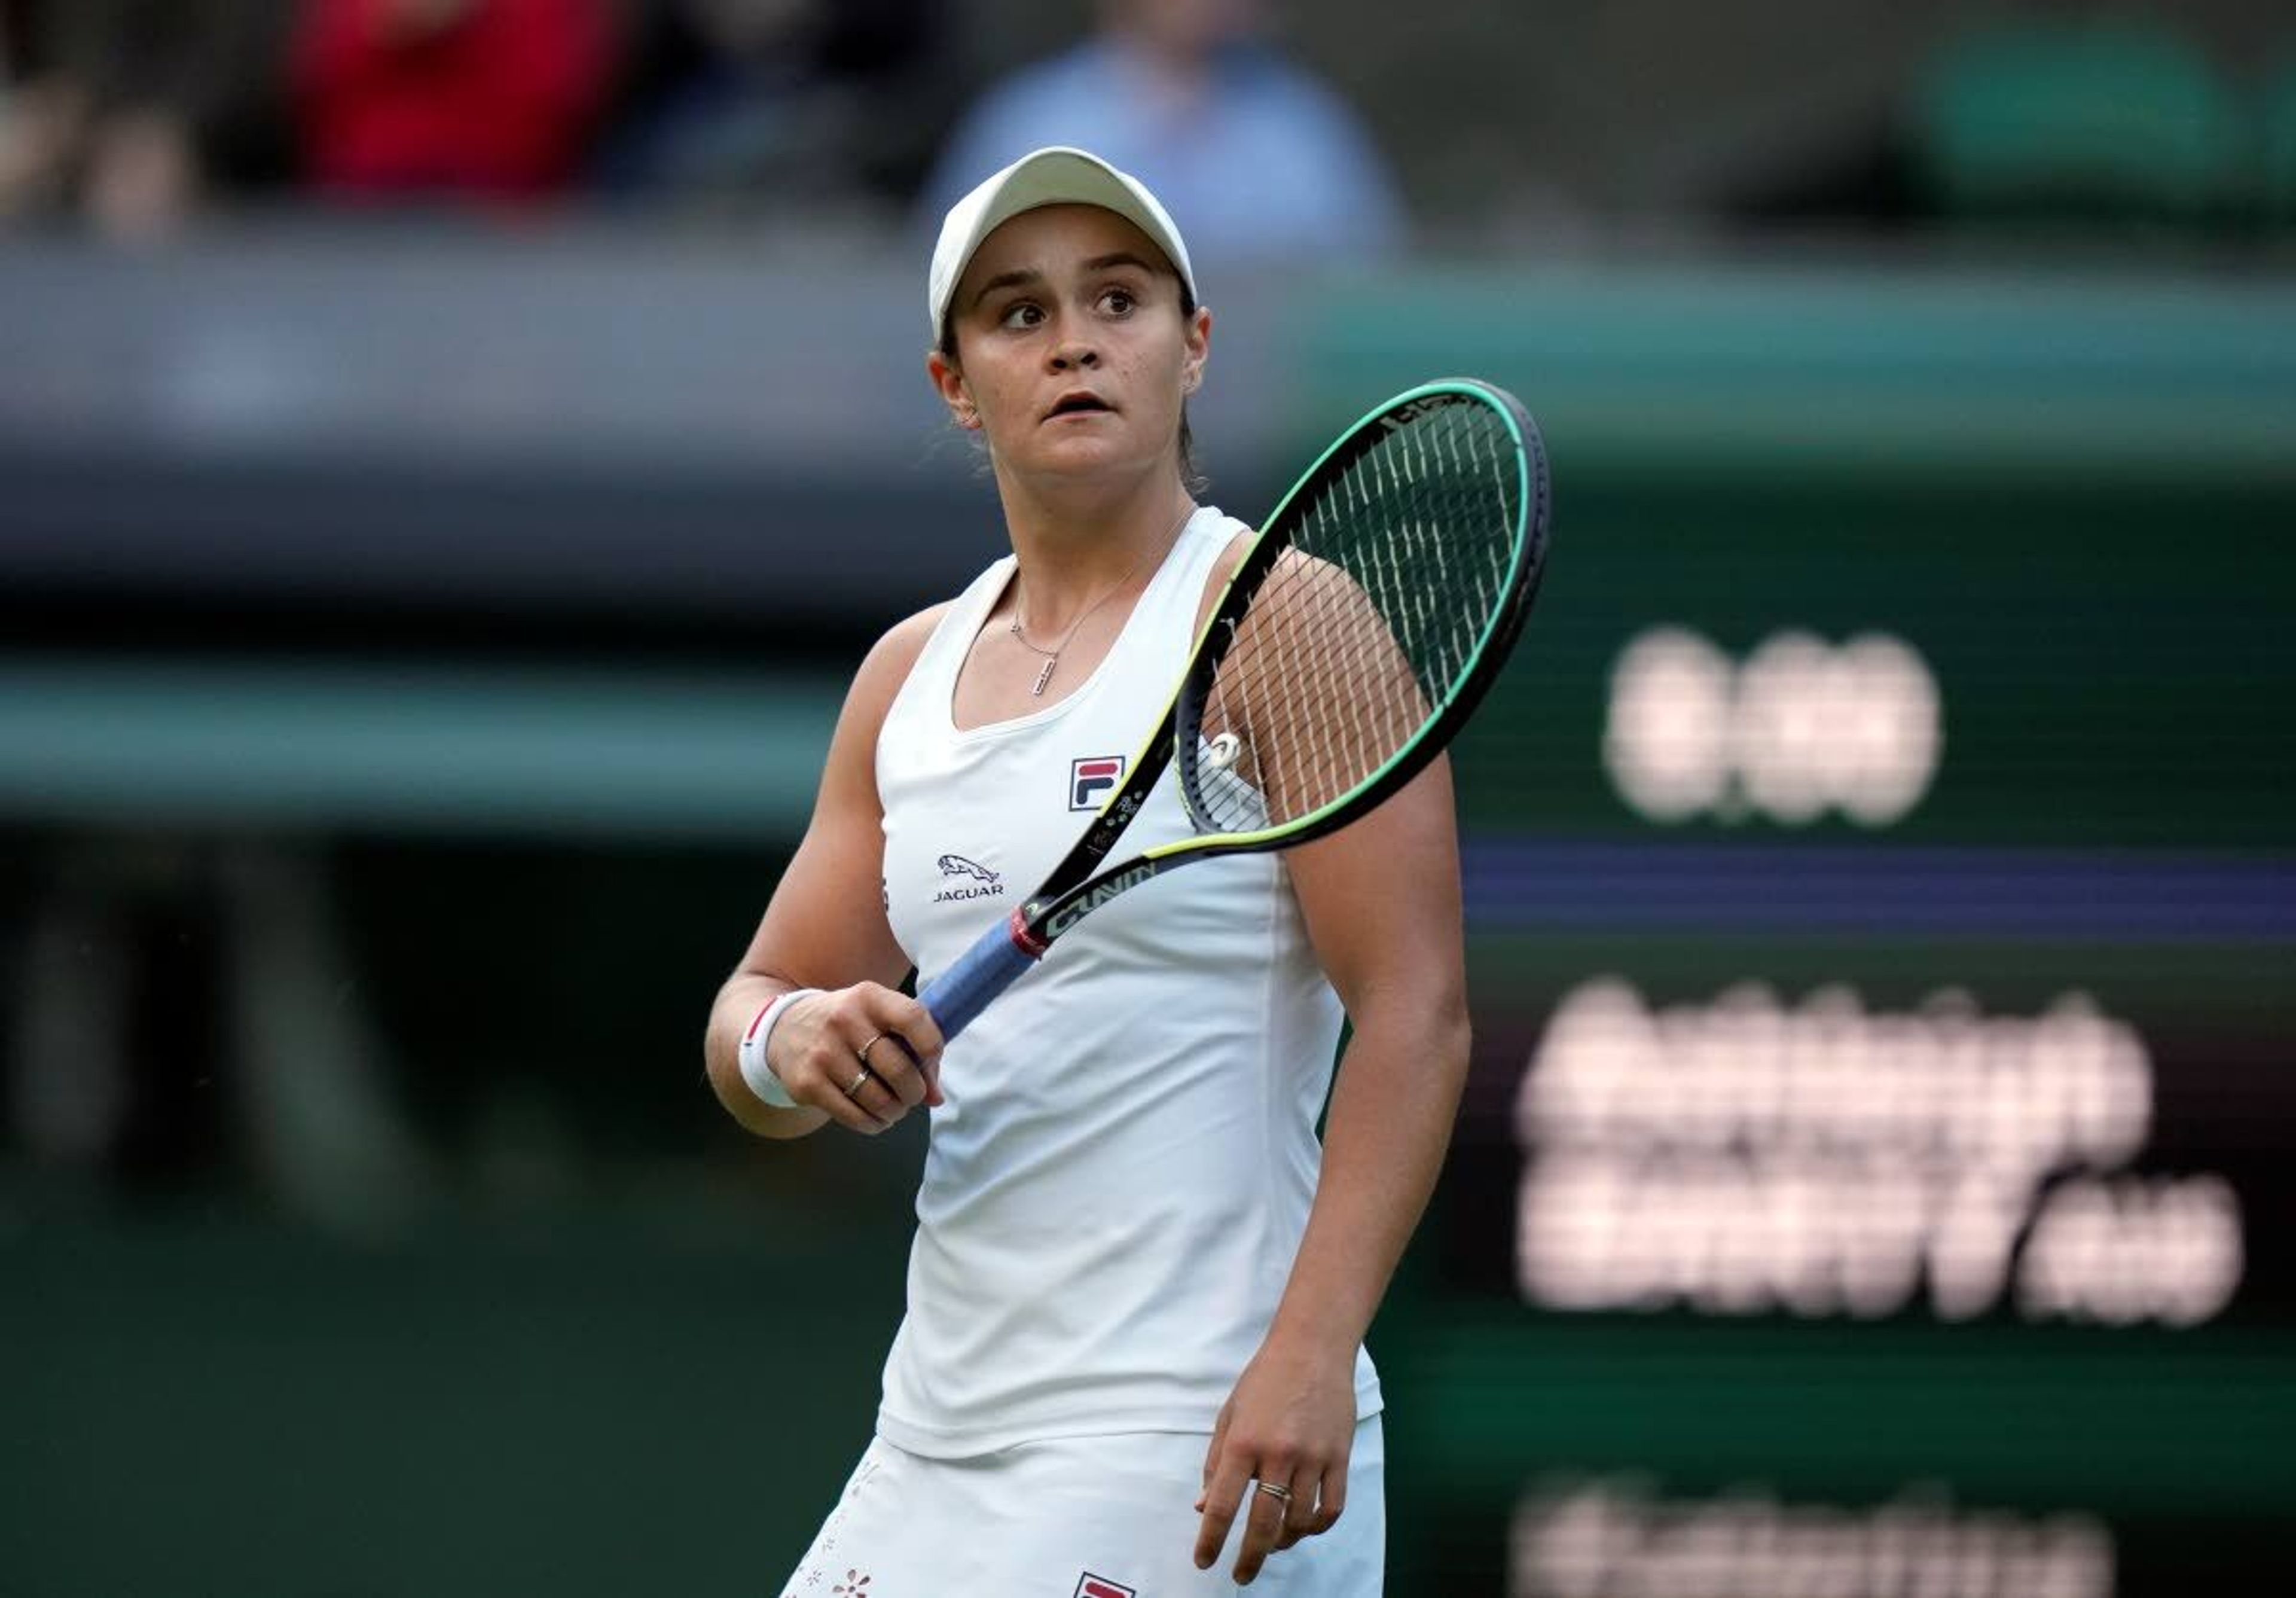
left=1191, top=399, right=1522, bottom=833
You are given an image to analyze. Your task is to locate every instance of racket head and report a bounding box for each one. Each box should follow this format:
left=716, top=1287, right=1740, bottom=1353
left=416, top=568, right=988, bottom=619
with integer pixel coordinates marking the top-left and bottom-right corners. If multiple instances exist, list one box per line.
left=1171, top=378, right=1549, bottom=852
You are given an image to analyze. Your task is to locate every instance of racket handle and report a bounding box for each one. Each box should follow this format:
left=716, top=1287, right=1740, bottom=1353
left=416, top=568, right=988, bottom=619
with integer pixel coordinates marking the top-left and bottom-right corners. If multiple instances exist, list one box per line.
left=918, top=909, right=1045, bottom=1042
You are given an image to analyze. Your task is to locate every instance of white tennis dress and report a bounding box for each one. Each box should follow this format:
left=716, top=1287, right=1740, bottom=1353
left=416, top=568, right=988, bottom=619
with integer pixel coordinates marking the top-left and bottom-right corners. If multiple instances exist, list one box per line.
left=777, top=508, right=1385, bottom=1594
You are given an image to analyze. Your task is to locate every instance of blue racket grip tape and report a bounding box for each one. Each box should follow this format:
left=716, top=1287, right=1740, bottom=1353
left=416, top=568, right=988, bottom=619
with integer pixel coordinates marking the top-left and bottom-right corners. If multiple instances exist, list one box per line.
left=919, top=909, right=1045, bottom=1042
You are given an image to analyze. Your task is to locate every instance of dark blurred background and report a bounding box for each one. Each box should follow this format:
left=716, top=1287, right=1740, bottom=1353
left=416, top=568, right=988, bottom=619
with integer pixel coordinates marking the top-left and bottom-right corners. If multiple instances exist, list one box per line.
left=4, top=2, right=2293, bottom=1594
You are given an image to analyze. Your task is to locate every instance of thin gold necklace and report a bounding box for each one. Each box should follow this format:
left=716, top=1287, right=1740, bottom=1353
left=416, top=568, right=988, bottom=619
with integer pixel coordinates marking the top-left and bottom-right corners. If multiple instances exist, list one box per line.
left=1009, top=507, right=1191, bottom=696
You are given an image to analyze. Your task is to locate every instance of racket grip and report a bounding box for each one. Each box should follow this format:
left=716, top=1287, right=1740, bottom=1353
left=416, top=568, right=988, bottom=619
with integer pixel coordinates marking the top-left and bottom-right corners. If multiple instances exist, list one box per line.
left=919, top=909, right=1045, bottom=1043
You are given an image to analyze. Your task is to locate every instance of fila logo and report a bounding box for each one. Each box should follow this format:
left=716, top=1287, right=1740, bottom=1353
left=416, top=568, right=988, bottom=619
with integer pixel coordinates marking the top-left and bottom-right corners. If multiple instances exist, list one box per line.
left=1070, top=755, right=1125, bottom=811
left=1075, top=1576, right=1136, bottom=1598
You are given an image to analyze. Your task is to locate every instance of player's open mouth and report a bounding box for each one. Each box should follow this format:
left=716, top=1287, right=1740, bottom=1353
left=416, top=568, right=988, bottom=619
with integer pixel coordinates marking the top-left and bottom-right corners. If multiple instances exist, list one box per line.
left=1045, top=391, right=1115, bottom=420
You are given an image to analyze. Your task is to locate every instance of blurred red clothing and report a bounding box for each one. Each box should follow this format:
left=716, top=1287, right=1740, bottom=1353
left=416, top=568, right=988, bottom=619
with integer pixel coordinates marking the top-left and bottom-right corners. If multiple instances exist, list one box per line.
left=291, top=0, right=615, bottom=199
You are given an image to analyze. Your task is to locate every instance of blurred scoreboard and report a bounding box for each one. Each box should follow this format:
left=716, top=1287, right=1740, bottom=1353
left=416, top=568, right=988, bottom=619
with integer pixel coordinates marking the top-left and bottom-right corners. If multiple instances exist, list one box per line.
left=1299, top=277, right=2296, bottom=1594
left=1449, top=473, right=2289, bottom=1322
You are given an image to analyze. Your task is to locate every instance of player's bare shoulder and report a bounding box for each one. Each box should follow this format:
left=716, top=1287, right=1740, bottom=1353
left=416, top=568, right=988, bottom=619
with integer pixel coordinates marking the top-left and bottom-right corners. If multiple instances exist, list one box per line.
left=817, top=601, right=957, bottom=809
left=1192, top=525, right=1257, bottom=638
left=848, top=602, right=955, bottom=718
left=1192, top=527, right=1338, bottom=641
left=875, top=602, right=955, bottom=675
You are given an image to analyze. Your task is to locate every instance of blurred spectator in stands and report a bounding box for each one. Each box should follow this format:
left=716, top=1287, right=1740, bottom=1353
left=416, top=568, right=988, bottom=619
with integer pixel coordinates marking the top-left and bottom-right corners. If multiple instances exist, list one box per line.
left=0, top=1, right=72, bottom=218
left=0, top=0, right=292, bottom=243
left=918, top=0, right=1404, bottom=264
left=289, top=0, right=617, bottom=202
left=596, top=0, right=951, bottom=221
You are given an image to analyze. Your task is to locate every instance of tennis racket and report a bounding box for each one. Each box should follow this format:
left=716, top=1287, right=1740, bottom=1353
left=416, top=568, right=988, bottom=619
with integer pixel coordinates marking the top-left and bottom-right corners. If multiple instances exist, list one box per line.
left=918, top=376, right=1550, bottom=1042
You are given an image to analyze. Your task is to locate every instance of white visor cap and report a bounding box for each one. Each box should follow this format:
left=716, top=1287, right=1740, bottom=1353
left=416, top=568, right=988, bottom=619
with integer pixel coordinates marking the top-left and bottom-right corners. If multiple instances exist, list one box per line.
left=928, top=146, right=1196, bottom=338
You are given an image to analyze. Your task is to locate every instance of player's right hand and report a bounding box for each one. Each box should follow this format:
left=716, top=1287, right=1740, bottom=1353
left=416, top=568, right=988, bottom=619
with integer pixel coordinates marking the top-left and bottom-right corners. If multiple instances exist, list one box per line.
left=768, top=984, right=945, bottom=1133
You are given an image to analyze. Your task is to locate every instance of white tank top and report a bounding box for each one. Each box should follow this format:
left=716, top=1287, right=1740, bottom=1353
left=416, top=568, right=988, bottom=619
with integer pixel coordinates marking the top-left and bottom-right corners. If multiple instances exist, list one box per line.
left=873, top=507, right=1380, bottom=1456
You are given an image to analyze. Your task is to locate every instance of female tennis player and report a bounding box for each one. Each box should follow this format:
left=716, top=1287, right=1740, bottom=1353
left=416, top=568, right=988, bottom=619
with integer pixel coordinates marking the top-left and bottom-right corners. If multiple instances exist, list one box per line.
left=702, top=146, right=1470, bottom=1594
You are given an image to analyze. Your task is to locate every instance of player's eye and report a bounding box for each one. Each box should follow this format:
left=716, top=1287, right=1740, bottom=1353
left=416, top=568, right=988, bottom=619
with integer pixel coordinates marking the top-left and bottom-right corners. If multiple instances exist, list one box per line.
left=999, top=301, right=1045, bottom=330
left=1100, top=286, right=1137, bottom=316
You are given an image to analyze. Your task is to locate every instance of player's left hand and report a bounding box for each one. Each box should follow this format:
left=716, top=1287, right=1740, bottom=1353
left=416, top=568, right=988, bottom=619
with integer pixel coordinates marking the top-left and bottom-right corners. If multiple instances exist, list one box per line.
left=1192, top=1335, right=1357, bottom=1583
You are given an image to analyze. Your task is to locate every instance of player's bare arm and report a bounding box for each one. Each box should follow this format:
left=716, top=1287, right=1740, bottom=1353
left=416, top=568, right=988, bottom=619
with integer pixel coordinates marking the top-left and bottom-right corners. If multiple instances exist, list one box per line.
left=1193, top=756, right=1469, bottom=1583
left=703, top=604, right=951, bottom=1139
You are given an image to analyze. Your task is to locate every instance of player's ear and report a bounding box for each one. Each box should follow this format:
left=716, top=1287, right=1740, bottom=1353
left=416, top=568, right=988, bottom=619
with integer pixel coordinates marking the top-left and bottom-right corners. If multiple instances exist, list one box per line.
left=1181, top=304, right=1212, bottom=394
left=927, top=349, right=981, bottom=430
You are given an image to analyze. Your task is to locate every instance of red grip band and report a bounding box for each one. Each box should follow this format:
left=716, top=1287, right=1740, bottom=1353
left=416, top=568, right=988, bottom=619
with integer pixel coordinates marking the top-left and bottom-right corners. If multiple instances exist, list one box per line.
left=1007, top=906, right=1049, bottom=959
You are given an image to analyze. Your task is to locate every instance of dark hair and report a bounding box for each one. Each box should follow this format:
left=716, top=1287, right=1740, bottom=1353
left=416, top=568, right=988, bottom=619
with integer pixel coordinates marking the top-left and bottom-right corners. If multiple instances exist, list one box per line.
left=936, top=283, right=1204, bottom=492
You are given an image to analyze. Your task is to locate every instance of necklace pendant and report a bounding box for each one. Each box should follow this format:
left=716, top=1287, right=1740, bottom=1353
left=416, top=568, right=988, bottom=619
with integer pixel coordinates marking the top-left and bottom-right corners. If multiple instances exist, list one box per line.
left=1030, top=658, right=1057, bottom=696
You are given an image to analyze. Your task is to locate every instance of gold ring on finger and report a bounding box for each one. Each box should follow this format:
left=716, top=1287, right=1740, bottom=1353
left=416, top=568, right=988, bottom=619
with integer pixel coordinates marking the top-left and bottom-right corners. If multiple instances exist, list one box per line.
left=845, top=1066, right=873, bottom=1097
left=1254, top=1480, right=1293, bottom=1504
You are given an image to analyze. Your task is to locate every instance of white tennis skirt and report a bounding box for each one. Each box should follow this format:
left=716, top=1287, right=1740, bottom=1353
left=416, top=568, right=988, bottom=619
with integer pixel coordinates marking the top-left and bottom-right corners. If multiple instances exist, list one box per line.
left=775, top=1414, right=1385, bottom=1596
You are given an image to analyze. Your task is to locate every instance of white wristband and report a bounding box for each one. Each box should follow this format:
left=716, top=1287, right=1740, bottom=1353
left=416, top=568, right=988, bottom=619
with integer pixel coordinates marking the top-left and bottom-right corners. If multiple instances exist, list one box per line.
left=737, top=988, right=821, bottom=1110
